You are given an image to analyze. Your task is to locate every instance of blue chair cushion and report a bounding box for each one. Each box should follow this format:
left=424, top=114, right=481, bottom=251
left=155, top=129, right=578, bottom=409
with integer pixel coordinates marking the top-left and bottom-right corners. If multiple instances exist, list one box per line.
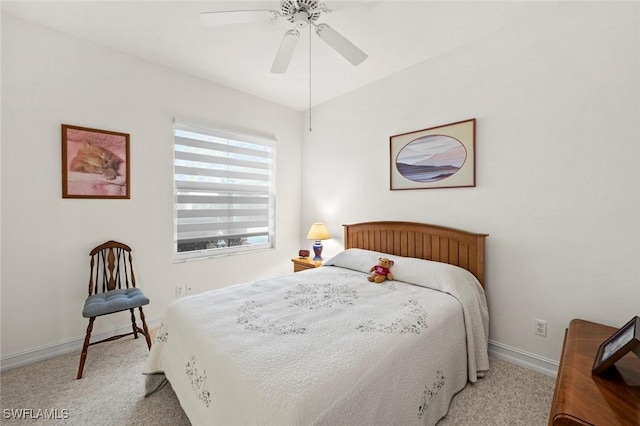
left=82, top=288, right=149, bottom=318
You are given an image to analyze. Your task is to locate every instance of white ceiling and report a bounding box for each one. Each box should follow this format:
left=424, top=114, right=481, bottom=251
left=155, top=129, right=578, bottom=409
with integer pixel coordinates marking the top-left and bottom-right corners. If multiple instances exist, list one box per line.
left=1, top=1, right=552, bottom=111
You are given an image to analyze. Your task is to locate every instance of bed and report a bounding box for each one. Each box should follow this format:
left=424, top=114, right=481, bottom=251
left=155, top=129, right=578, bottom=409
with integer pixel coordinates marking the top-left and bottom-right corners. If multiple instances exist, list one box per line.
left=144, top=221, right=489, bottom=425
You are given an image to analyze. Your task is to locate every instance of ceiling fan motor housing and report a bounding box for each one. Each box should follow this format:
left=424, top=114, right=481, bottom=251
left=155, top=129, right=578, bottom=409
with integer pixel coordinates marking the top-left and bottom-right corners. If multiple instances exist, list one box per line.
left=282, top=0, right=322, bottom=26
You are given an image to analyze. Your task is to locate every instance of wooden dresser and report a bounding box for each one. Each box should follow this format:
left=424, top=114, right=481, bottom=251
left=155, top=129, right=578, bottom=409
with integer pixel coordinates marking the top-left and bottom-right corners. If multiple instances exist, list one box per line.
left=549, top=319, right=640, bottom=425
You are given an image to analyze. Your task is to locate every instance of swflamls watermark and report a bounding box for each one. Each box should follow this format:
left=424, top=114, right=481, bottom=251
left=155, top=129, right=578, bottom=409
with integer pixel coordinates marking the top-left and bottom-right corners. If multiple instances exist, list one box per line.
left=3, top=408, right=70, bottom=420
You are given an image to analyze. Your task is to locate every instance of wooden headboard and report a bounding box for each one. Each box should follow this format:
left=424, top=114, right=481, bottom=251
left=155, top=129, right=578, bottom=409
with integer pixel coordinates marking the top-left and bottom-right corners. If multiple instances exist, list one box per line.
left=343, top=221, right=488, bottom=287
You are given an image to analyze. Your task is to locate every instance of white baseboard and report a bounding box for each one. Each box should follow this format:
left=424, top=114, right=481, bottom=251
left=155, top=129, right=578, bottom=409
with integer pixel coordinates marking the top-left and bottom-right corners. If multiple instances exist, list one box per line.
left=0, top=317, right=162, bottom=373
left=489, top=340, right=559, bottom=378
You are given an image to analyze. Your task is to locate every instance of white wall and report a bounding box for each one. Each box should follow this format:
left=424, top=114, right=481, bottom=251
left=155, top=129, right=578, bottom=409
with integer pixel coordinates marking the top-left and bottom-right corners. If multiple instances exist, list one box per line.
left=301, top=2, right=639, bottom=366
left=0, top=14, right=302, bottom=362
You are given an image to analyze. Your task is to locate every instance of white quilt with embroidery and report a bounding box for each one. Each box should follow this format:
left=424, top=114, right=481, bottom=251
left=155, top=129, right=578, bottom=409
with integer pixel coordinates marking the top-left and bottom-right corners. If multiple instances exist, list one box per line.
left=144, top=250, right=489, bottom=426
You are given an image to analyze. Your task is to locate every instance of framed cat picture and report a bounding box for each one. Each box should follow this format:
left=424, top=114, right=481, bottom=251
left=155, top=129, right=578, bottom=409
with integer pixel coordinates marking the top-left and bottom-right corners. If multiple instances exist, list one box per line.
left=62, top=124, right=130, bottom=199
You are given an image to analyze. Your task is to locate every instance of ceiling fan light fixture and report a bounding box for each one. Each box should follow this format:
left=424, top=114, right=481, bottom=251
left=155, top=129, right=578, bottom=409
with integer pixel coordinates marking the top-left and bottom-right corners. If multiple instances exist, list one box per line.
left=315, top=23, right=368, bottom=66
left=293, top=11, right=310, bottom=28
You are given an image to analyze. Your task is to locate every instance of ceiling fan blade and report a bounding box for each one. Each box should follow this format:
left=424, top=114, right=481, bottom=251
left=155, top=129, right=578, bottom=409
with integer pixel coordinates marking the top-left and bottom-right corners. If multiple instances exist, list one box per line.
left=315, top=23, right=368, bottom=66
left=199, top=10, right=277, bottom=26
left=271, top=29, right=300, bottom=73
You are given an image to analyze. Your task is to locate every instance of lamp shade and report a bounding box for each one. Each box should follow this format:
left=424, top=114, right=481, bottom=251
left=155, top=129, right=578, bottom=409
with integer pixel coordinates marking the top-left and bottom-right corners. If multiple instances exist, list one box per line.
left=306, top=223, right=330, bottom=240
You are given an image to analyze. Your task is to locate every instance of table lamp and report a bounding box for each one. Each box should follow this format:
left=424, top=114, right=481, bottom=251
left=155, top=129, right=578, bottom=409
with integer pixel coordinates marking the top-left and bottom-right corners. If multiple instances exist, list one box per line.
left=306, top=223, right=330, bottom=261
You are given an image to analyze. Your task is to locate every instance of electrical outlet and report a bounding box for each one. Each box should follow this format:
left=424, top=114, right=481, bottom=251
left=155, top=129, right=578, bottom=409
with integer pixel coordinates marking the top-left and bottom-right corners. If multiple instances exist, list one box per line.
left=186, top=285, right=193, bottom=295
left=175, top=284, right=184, bottom=297
left=535, top=319, right=547, bottom=337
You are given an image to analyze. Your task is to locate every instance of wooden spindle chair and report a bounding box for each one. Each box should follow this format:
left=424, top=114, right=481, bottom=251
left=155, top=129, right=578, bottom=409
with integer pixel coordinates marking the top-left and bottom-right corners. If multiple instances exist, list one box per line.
left=77, top=240, right=152, bottom=379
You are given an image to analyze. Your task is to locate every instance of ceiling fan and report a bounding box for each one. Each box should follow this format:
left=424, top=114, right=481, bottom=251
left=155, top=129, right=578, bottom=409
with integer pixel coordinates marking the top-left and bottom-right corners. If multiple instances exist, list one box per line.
left=200, top=0, right=368, bottom=73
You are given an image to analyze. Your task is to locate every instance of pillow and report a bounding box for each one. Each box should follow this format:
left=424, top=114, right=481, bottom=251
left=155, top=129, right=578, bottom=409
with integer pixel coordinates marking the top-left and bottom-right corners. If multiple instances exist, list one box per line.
left=323, top=248, right=393, bottom=274
left=391, top=255, right=481, bottom=291
left=324, top=248, right=482, bottom=292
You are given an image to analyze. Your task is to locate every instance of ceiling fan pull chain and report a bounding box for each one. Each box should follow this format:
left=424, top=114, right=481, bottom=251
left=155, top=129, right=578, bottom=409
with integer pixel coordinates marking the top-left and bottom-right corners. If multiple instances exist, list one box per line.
left=309, top=23, right=312, bottom=132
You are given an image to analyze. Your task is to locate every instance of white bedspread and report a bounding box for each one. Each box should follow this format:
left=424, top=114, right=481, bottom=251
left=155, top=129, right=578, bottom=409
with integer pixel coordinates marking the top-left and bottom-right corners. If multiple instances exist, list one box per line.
left=144, top=251, right=489, bottom=426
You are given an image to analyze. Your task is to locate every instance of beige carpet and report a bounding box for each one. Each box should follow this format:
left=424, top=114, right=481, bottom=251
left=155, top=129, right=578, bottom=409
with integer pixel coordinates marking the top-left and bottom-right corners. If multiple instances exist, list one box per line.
left=1, top=336, right=555, bottom=425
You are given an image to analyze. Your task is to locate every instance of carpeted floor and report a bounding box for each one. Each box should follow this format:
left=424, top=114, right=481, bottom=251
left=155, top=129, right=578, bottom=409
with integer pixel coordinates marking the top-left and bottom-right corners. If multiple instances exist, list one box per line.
left=0, top=336, right=555, bottom=425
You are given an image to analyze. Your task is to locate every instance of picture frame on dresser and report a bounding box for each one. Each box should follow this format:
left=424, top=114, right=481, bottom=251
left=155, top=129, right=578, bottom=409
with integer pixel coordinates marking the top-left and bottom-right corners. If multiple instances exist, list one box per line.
left=592, top=315, right=640, bottom=375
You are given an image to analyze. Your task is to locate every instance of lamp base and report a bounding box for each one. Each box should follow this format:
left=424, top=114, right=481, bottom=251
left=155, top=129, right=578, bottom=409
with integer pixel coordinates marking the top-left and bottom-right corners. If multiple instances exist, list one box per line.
left=312, top=240, right=323, bottom=261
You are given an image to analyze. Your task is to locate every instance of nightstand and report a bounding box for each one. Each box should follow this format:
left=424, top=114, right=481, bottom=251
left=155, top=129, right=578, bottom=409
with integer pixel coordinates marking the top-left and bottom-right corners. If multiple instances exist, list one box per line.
left=549, top=319, right=640, bottom=425
left=291, top=257, right=321, bottom=272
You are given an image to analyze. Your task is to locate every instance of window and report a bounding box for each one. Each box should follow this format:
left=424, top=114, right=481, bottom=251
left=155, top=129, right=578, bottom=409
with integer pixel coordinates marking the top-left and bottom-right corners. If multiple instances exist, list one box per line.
left=173, top=121, right=276, bottom=260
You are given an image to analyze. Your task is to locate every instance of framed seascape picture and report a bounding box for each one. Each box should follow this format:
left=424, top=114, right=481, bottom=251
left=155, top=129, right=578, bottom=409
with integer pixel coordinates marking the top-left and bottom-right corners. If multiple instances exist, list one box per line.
left=62, top=124, right=130, bottom=199
left=390, top=118, right=476, bottom=190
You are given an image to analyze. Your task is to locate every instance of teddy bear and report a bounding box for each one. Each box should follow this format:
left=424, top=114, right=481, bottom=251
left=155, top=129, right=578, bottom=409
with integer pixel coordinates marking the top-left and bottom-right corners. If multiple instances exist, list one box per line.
left=368, top=257, right=395, bottom=283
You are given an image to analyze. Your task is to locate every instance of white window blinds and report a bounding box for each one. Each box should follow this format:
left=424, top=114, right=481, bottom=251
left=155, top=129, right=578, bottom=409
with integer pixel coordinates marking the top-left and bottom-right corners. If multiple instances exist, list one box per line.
left=173, top=121, right=276, bottom=260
